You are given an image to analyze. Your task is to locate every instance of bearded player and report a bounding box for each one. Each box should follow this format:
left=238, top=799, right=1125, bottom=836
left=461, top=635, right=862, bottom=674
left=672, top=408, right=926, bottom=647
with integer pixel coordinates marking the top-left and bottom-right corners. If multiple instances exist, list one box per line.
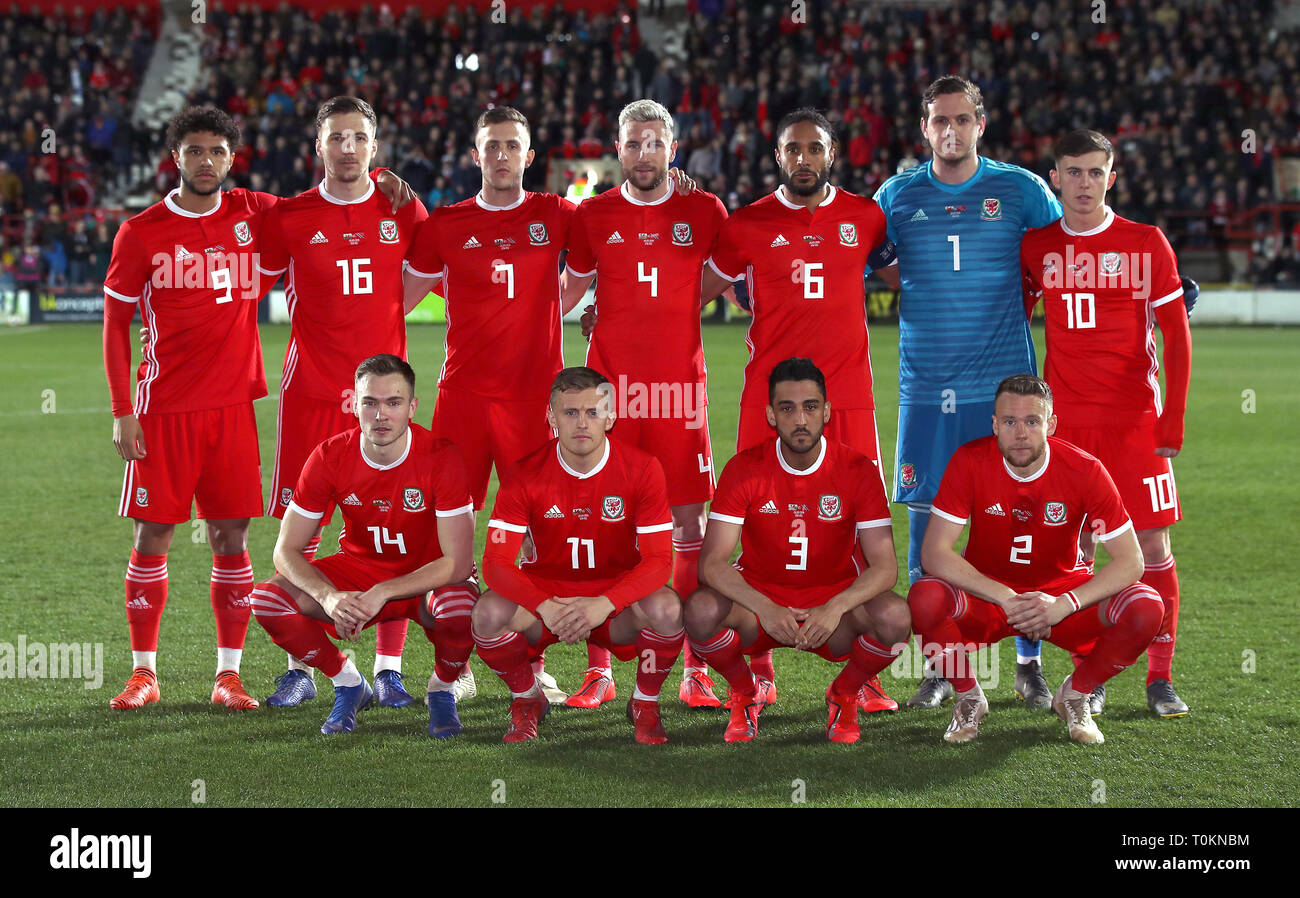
left=559, top=99, right=728, bottom=710
left=255, top=96, right=438, bottom=710
left=871, top=77, right=1065, bottom=711
left=698, top=107, right=899, bottom=713
left=104, top=106, right=274, bottom=711
left=1022, top=129, right=1192, bottom=718
left=472, top=367, right=684, bottom=745
left=249, top=355, right=478, bottom=737
left=910, top=375, right=1162, bottom=744
left=686, top=359, right=908, bottom=743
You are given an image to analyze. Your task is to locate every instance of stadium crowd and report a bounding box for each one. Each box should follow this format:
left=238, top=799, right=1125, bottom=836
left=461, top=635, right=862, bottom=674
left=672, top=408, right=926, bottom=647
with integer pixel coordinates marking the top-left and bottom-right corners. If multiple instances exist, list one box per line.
left=2, top=0, right=1299, bottom=288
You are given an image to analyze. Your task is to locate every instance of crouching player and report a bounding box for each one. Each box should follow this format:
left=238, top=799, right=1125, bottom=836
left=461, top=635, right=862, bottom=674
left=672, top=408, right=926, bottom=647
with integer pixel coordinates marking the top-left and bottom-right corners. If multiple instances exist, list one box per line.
left=249, top=355, right=478, bottom=737
left=686, top=359, right=910, bottom=744
left=910, top=374, right=1163, bottom=745
left=472, top=367, right=685, bottom=745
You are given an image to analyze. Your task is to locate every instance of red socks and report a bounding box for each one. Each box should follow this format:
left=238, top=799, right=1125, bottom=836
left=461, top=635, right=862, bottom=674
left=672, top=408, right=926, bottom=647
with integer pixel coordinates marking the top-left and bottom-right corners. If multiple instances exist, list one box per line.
left=425, top=586, right=476, bottom=684
left=689, top=629, right=756, bottom=698
left=634, top=628, right=684, bottom=698
left=1142, top=555, right=1180, bottom=684
left=1072, top=584, right=1164, bottom=694
left=474, top=630, right=536, bottom=694
left=673, top=540, right=706, bottom=671
left=249, top=581, right=346, bottom=677
left=831, top=634, right=903, bottom=696
left=125, top=550, right=169, bottom=653
left=210, top=552, right=253, bottom=651
left=907, top=577, right=978, bottom=693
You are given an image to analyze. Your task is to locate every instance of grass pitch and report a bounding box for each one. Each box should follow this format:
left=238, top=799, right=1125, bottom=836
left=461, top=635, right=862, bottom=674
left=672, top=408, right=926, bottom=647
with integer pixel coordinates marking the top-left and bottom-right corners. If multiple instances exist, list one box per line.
left=0, top=321, right=1296, bottom=807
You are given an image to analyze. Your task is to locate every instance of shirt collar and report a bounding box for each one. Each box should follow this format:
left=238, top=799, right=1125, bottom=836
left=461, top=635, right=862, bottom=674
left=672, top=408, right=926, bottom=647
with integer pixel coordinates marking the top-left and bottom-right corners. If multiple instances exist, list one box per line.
left=475, top=190, right=527, bottom=211
left=1061, top=205, right=1115, bottom=237
left=1002, top=441, right=1051, bottom=482
left=360, top=428, right=412, bottom=470
left=774, top=183, right=836, bottom=211
left=319, top=178, right=375, bottom=205
left=620, top=178, right=675, bottom=206
left=775, top=435, right=826, bottom=476
left=164, top=187, right=223, bottom=218
left=556, top=437, right=610, bottom=479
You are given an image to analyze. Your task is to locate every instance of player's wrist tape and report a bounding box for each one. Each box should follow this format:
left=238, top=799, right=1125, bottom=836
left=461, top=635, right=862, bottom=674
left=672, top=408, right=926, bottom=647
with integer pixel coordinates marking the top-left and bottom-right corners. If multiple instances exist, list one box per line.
left=1063, top=591, right=1081, bottom=612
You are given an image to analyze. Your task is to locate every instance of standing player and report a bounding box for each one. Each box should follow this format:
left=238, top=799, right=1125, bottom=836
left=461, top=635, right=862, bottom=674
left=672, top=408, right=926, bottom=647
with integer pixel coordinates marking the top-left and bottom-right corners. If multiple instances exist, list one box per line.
left=559, top=99, right=728, bottom=709
left=872, top=77, right=1064, bottom=710
left=249, top=355, right=478, bottom=736
left=1022, top=130, right=1192, bottom=718
left=909, top=375, right=1163, bottom=744
left=104, top=106, right=271, bottom=711
left=471, top=367, right=685, bottom=744
left=255, top=96, right=434, bottom=710
left=404, top=106, right=575, bottom=703
left=699, top=107, right=898, bottom=713
left=687, top=359, right=910, bottom=743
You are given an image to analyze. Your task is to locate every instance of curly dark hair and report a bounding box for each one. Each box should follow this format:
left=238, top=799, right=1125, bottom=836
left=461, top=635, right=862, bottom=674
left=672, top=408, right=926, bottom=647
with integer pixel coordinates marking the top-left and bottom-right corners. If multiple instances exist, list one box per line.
left=164, top=106, right=242, bottom=153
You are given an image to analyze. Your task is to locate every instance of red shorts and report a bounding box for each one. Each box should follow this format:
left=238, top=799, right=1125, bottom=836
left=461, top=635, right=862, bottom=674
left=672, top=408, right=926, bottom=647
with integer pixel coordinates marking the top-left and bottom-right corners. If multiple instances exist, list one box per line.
left=1054, top=422, right=1180, bottom=530
left=517, top=573, right=645, bottom=661
left=739, top=571, right=858, bottom=612
left=432, top=386, right=553, bottom=509
left=268, top=386, right=356, bottom=521
left=737, top=405, right=883, bottom=466
left=740, top=626, right=848, bottom=663
left=312, top=552, right=479, bottom=639
left=610, top=409, right=715, bottom=506
left=923, top=577, right=1155, bottom=655
left=119, top=403, right=262, bottom=524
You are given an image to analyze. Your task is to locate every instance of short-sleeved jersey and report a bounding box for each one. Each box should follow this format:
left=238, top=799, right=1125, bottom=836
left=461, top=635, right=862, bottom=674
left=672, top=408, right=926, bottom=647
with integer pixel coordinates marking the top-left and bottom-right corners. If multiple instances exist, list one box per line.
left=1021, top=206, right=1184, bottom=427
left=566, top=181, right=727, bottom=392
left=407, top=191, right=574, bottom=402
left=487, top=436, right=672, bottom=583
left=104, top=187, right=275, bottom=414
left=930, top=435, right=1133, bottom=595
left=874, top=157, right=1062, bottom=405
left=258, top=180, right=428, bottom=403
left=706, top=185, right=889, bottom=410
left=708, top=437, right=892, bottom=603
left=289, top=423, right=473, bottom=576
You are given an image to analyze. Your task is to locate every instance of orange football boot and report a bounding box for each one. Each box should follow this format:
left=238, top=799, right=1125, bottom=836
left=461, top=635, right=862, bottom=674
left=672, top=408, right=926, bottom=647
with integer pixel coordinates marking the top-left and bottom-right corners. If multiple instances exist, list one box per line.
left=565, top=668, right=616, bottom=708
left=110, top=667, right=160, bottom=710
left=858, top=674, right=899, bottom=713
left=628, top=698, right=669, bottom=745
left=211, top=670, right=260, bottom=710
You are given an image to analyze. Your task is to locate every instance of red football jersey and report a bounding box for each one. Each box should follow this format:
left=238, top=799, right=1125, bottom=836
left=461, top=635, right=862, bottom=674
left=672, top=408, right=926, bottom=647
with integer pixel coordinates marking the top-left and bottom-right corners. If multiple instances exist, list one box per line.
left=407, top=191, right=574, bottom=402
left=290, top=423, right=473, bottom=576
left=708, top=437, right=892, bottom=605
left=1021, top=207, right=1184, bottom=427
left=486, top=436, right=672, bottom=584
left=258, top=180, right=428, bottom=403
left=930, top=435, right=1133, bottom=595
left=566, top=181, right=727, bottom=391
left=706, top=185, right=888, bottom=411
left=104, top=187, right=274, bottom=414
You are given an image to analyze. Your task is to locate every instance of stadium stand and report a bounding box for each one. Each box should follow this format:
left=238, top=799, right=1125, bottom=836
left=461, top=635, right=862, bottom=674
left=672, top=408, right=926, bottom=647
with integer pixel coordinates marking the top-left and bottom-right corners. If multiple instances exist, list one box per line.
left=2, top=0, right=1298, bottom=288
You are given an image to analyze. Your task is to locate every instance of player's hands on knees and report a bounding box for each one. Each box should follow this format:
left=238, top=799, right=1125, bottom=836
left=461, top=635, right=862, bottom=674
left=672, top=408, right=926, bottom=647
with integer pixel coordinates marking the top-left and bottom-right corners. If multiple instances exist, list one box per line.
left=112, top=414, right=146, bottom=460
left=580, top=304, right=597, bottom=339
left=537, top=597, right=573, bottom=637
left=328, top=591, right=367, bottom=640
left=1005, top=591, right=1057, bottom=641
left=758, top=602, right=808, bottom=647
left=795, top=604, right=842, bottom=650
left=552, top=596, right=614, bottom=643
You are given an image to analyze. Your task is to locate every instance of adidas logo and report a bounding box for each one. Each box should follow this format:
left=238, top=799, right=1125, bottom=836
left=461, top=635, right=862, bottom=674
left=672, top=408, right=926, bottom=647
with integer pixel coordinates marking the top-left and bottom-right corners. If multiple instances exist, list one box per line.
left=174, top=246, right=193, bottom=260
left=309, top=231, right=328, bottom=244
left=760, top=500, right=779, bottom=514
left=127, top=597, right=152, bottom=609
left=770, top=234, right=790, bottom=247
left=985, top=502, right=1006, bottom=516
left=910, top=208, right=929, bottom=222
left=544, top=505, right=564, bottom=518
left=463, top=235, right=481, bottom=249
left=342, top=493, right=362, bottom=506
left=606, top=231, right=624, bottom=244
